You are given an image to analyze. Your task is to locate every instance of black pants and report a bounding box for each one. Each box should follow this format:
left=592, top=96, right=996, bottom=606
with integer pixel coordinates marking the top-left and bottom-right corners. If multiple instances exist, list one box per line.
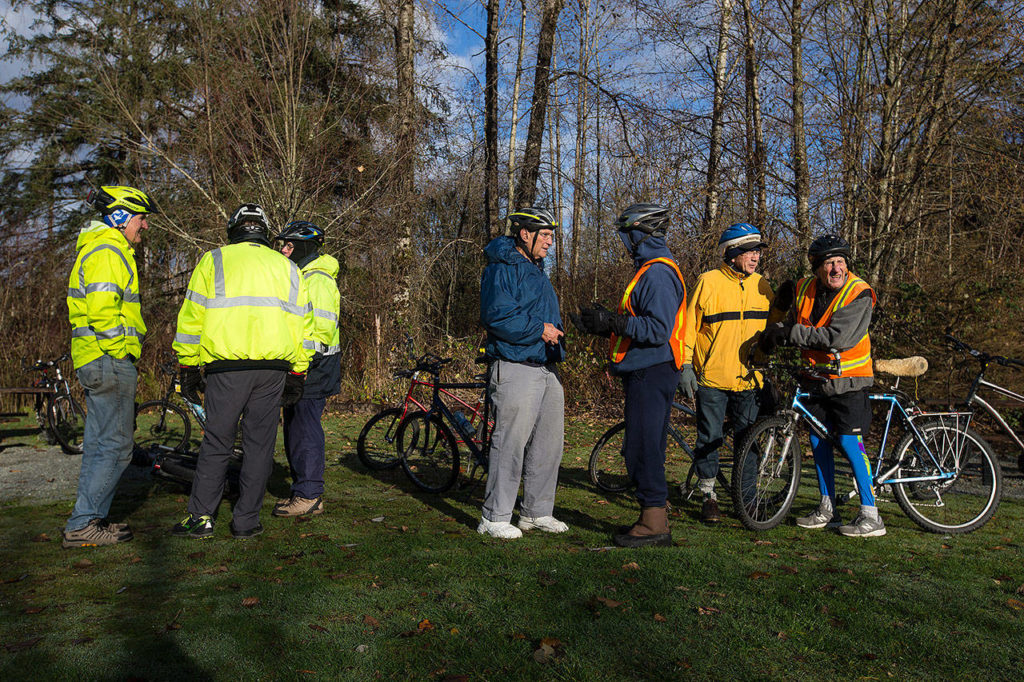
left=189, top=369, right=285, bottom=531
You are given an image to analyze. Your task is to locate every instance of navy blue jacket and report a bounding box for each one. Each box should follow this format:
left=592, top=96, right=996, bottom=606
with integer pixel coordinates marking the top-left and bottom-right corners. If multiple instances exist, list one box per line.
left=480, top=236, right=565, bottom=364
left=612, top=232, right=685, bottom=374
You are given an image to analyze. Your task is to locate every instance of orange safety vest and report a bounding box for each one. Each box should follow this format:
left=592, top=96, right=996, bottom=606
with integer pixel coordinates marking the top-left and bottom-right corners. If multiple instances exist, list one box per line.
left=794, top=274, right=875, bottom=377
left=609, top=258, right=688, bottom=369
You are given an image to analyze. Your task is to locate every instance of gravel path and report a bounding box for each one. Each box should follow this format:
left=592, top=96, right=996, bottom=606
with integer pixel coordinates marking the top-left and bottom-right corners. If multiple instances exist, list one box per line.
left=0, top=440, right=149, bottom=504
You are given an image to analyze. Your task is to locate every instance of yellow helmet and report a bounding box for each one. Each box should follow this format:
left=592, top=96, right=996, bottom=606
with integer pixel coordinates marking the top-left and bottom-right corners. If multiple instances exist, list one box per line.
left=91, top=185, right=155, bottom=216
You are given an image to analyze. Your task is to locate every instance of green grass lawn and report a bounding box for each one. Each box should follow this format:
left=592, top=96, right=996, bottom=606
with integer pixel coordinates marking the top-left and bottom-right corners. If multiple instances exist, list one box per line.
left=1, top=412, right=1022, bottom=680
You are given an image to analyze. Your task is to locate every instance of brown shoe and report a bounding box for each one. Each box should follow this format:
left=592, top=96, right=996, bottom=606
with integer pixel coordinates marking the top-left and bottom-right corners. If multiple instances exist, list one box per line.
left=101, top=520, right=134, bottom=541
left=62, top=519, right=132, bottom=548
left=271, top=496, right=324, bottom=518
left=613, top=506, right=672, bottom=548
left=701, top=497, right=722, bottom=524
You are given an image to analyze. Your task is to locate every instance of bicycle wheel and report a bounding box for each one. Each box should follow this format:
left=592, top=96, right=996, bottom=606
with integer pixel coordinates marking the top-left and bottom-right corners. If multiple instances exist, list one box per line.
left=356, top=407, right=405, bottom=470
left=589, top=422, right=631, bottom=493
left=730, top=416, right=801, bottom=531
left=49, top=395, right=85, bottom=454
left=135, top=400, right=191, bottom=453
left=397, top=411, right=460, bottom=493
left=891, top=422, right=1001, bottom=534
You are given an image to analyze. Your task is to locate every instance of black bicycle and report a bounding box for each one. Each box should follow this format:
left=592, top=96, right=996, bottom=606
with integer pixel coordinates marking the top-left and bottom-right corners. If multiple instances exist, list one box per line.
left=19, top=354, right=86, bottom=454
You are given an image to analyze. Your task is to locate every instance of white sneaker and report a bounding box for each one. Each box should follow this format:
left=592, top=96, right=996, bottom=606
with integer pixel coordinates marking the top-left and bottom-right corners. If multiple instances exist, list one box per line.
left=518, top=515, right=569, bottom=533
left=477, top=517, right=523, bottom=539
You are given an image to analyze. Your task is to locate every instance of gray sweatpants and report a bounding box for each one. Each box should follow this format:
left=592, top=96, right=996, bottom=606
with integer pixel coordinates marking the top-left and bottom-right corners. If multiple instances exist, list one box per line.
left=188, top=369, right=285, bottom=532
left=481, top=360, right=564, bottom=523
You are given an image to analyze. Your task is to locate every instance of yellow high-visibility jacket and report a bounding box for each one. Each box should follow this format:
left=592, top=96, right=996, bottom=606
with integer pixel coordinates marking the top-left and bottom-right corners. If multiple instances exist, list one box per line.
left=173, top=242, right=313, bottom=373
left=684, top=266, right=782, bottom=391
left=67, top=221, right=146, bottom=369
left=302, top=254, right=341, bottom=358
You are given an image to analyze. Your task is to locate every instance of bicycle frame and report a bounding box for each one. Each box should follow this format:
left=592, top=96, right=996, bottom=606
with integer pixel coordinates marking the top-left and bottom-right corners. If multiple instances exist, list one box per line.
left=964, top=375, right=1024, bottom=454
left=421, top=372, right=492, bottom=466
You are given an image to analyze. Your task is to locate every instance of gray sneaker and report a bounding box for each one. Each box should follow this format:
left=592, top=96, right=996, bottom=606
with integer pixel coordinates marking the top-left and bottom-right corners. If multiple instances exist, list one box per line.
left=838, top=514, right=886, bottom=537
left=62, top=519, right=131, bottom=549
left=795, top=508, right=841, bottom=529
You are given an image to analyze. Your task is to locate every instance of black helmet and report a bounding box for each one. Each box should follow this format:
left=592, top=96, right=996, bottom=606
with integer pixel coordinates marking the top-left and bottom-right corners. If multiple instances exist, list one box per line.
left=507, top=207, right=557, bottom=235
left=276, top=220, right=324, bottom=246
left=807, top=234, right=851, bottom=269
left=615, top=203, right=670, bottom=236
left=227, top=203, right=271, bottom=245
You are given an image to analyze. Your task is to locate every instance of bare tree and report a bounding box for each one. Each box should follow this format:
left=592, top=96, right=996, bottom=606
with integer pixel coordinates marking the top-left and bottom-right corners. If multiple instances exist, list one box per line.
left=484, top=0, right=501, bottom=240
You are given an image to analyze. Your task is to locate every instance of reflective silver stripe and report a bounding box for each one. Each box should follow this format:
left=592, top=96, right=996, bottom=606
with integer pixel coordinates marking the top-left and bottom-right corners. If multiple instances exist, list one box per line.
left=313, top=308, right=338, bottom=322
left=175, top=332, right=202, bottom=344
left=80, top=243, right=134, bottom=290
left=212, top=248, right=226, bottom=297
left=288, top=264, right=300, bottom=306
left=304, top=270, right=335, bottom=281
left=68, top=287, right=86, bottom=299
left=71, top=326, right=94, bottom=338
left=303, top=339, right=319, bottom=351
left=324, top=344, right=340, bottom=355
left=185, top=290, right=208, bottom=306
left=202, top=296, right=306, bottom=316
left=85, top=281, right=124, bottom=297
left=123, top=292, right=141, bottom=303
left=71, top=326, right=142, bottom=340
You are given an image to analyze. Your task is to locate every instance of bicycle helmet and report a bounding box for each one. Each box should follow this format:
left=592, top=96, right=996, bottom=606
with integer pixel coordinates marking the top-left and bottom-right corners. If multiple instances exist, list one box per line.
left=90, top=185, right=155, bottom=216
left=719, top=222, right=767, bottom=261
left=615, top=203, right=670, bottom=236
left=275, top=220, right=325, bottom=246
left=227, top=203, right=271, bottom=245
left=808, top=234, right=851, bottom=269
left=507, top=207, right=557, bottom=262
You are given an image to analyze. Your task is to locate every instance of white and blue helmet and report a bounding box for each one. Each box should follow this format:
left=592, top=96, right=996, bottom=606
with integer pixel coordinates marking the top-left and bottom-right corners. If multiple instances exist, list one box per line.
left=719, top=223, right=767, bottom=261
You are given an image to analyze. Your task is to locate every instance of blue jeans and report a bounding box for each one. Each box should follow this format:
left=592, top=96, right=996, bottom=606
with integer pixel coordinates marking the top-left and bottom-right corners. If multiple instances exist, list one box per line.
left=693, top=385, right=759, bottom=482
left=66, top=355, right=137, bottom=532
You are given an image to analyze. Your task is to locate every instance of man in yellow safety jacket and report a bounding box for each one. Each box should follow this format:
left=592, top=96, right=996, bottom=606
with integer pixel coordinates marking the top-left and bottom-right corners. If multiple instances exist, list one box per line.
left=63, top=185, right=155, bottom=549
left=170, top=204, right=313, bottom=540
left=272, top=221, right=341, bottom=518
left=681, top=223, right=791, bottom=523
left=760, top=234, right=882, bottom=537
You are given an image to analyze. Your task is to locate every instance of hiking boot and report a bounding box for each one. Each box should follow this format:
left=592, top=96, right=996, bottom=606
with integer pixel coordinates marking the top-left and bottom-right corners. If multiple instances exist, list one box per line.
left=101, top=520, right=133, bottom=541
left=477, top=517, right=522, bottom=539
left=838, top=514, right=886, bottom=538
left=700, top=496, right=722, bottom=524
left=613, top=506, right=672, bottom=548
left=230, top=522, right=264, bottom=539
left=171, top=514, right=215, bottom=539
left=272, top=496, right=324, bottom=518
left=62, top=519, right=131, bottom=549
left=518, top=516, right=569, bottom=533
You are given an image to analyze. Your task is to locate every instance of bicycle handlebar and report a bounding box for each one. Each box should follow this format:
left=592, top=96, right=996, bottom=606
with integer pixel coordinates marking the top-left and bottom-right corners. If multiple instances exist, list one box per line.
left=23, top=353, right=70, bottom=372
left=945, top=333, right=1024, bottom=369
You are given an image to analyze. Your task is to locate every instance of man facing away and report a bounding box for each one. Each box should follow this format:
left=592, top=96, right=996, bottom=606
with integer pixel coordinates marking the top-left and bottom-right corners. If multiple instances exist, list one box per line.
left=63, top=185, right=155, bottom=549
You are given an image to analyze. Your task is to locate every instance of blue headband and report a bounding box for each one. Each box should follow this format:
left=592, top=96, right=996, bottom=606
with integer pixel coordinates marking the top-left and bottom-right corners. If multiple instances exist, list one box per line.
left=102, top=208, right=135, bottom=228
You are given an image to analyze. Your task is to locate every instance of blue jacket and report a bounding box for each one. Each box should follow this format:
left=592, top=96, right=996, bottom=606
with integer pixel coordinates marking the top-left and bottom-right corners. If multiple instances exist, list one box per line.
left=613, top=232, right=685, bottom=374
left=480, top=236, right=565, bottom=364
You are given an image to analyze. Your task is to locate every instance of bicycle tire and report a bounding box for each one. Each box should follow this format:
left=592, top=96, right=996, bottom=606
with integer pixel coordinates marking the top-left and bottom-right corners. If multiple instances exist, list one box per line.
left=730, top=415, right=801, bottom=531
left=397, top=410, right=460, bottom=493
left=49, top=395, right=85, bottom=455
left=135, top=400, right=191, bottom=453
left=153, top=452, right=199, bottom=486
left=589, top=422, right=631, bottom=493
left=891, top=422, right=1002, bottom=534
left=356, top=407, right=404, bottom=470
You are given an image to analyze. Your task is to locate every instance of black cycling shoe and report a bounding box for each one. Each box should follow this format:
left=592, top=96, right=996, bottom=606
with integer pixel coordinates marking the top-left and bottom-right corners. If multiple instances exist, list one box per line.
left=171, top=514, right=215, bottom=539
left=230, top=522, right=264, bottom=539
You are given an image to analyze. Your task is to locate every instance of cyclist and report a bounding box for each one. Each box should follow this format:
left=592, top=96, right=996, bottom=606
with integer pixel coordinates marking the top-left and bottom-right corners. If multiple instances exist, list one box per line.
left=63, top=185, right=155, bottom=548
left=171, top=204, right=314, bottom=539
left=681, top=223, right=791, bottom=523
left=478, top=207, right=567, bottom=540
left=272, top=221, right=340, bottom=518
left=759, top=234, right=883, bottom=537
left=575, top=203, right=686, bottom=548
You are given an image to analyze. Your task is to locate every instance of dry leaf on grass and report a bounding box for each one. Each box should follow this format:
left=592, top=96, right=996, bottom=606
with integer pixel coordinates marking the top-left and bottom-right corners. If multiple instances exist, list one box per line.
left=362, top=615, right=380, bottom=628
left=653, top=613, right=667, bottom=622
left=621, top=561, right=640, bottom=571
left=241, top=597, right=260, bottom=607
left=748, top=571, right=771, bottom=580
left=696, top=606, right=720, bottom=616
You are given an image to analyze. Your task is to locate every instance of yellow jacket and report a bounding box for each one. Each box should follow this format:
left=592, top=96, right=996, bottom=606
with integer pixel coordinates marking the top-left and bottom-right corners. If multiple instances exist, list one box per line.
left=173, top=242, right=313, bottom=373
left=302, top=254, right=341, bottom=357
left=67, top=221, right=145, bottom=369
left=684, top=266, right=778, bottom=391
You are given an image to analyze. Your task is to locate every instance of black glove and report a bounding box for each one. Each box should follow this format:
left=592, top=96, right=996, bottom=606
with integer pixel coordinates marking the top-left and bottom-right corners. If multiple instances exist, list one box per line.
left=574, top=303, right=629, bottom=338
left=281, top=372, right=306, bottom=407
left=758, top=322, right=792, bottom=355
left=772, top=279, right=796, bottom=313
left=179, top=365, right=205, bottom=405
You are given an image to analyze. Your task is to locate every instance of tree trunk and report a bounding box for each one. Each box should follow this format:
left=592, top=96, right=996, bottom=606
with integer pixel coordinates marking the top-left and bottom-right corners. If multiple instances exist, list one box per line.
left=787, top=0, right=811, bottom=247
left=484, top=0, right=500, bottom=241
left=507, top=0, right=527, bottom=214
left=514, top=0, right=566, bottom=208
left=704, top=0, right=733, bottom=234
left=740, top=0, right=766, bottom=229
left=570, top=0, right=592, bottom=281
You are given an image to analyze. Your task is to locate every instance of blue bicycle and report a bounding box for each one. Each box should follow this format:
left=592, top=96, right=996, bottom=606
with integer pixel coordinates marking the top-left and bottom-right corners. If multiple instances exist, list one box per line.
left=731, top=354, right=1002, bottom=533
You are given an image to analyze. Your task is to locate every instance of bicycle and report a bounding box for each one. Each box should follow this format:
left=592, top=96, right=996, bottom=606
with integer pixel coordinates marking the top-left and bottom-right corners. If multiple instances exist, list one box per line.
left=945, top=333, right=1024, bottom=475
left=588, top=399, right=731, bottom=497
left=16, top=354, right=86, bottom=454
left=731, top=352, right=1002, bottom=534
left=390, top=354, right=494, bottom=493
